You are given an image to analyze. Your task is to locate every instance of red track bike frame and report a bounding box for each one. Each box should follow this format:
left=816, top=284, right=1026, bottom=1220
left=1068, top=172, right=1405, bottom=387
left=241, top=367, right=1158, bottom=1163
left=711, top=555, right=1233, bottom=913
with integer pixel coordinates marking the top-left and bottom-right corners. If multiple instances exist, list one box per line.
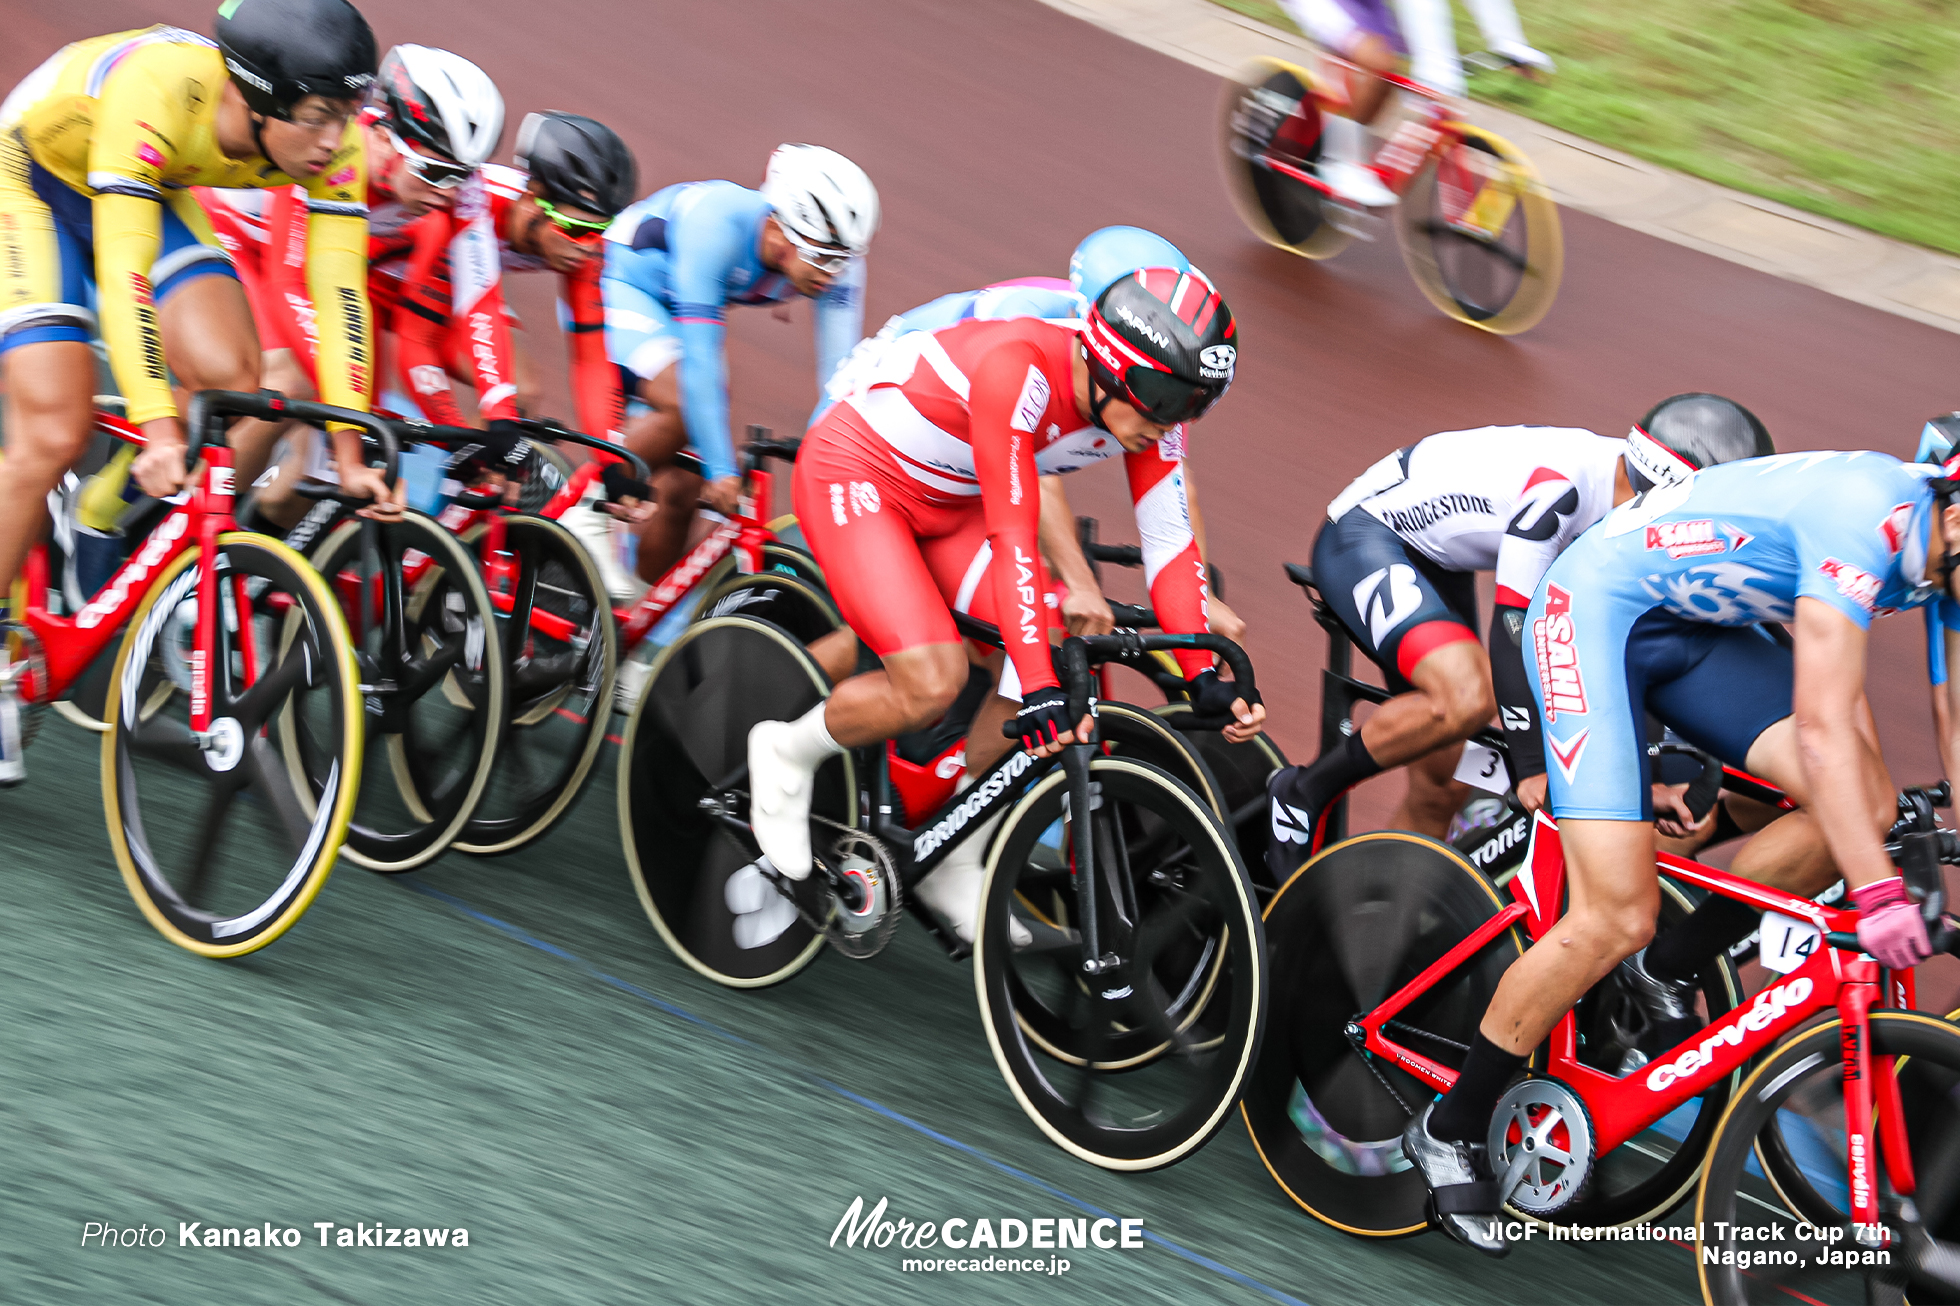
left=14, top=413, right=247, bottom=733
left=1356, top=812, right=1914, bottom=1233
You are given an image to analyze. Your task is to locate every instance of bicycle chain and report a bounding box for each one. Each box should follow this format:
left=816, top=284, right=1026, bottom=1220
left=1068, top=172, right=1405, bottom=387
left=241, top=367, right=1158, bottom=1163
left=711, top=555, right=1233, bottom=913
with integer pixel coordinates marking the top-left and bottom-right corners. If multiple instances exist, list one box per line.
left=1346, top=1021, right=1416, bottom=1119
left=760, top=814, right=904, bottom=955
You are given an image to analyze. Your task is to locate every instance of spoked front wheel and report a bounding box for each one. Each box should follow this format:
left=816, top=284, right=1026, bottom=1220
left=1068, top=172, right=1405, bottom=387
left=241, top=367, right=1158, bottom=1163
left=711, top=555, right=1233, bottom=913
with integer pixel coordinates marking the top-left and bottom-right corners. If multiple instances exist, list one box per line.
left=976, top=755, right=1265, bottom=1170
left=103, top=534, right=361, bottom=956
left=1397, top=124, right=1563, bottom=334
left=1698, top=1010, right=1960, bottom=1305
left=454, top=513, right=615, bottom=856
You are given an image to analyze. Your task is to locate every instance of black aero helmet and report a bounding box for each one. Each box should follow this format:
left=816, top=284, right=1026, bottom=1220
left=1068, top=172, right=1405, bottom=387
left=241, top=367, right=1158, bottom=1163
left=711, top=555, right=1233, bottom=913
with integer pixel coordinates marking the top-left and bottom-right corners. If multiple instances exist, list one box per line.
left=1624, top=393, right=1775, bottom=493
left=1082, top=267, right=1237, bottom=429
left=515, top=112, right=639, bottom=219
left=215, top=0, right=377, bottom=120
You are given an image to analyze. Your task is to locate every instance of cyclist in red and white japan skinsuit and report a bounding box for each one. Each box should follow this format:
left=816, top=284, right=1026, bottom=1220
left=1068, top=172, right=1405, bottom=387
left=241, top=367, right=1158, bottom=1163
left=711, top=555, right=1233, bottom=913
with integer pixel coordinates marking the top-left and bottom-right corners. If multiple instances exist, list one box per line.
left=747, top=270, right=1266, bottom=943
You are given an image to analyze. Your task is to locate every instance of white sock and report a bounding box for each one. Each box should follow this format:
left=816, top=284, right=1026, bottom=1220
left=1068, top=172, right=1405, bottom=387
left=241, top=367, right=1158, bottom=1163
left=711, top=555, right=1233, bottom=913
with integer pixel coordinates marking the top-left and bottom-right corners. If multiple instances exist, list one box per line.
left=1320, top=113, right=1372, bottom=169
left=776, top=701, right=844, bottom=770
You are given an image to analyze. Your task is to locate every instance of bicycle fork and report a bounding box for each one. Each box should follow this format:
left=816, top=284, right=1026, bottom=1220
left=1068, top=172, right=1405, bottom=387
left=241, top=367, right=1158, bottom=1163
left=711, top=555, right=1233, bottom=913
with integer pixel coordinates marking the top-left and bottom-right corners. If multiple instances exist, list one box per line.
left=1841, top=978, right=1914, bottom=1247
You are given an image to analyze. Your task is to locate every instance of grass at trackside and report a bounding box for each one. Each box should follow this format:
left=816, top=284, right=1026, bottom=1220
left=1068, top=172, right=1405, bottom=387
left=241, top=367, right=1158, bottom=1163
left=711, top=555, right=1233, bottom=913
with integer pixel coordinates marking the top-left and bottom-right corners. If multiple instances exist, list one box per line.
left=1207, top=0, right=1960, bottom=255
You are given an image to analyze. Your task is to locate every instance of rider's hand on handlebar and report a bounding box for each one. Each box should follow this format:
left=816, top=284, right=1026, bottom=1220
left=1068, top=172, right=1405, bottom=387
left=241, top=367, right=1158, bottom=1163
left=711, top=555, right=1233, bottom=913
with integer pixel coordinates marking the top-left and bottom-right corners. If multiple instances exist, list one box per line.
left=1008, top=685, right=1094, bottom=758
left=1516, top=772, right=1550, bottom=814
left=132, top=418, right=191, bottom=498
left=701, top=474, right=743, bottom=516
left=341, top=463, right=405, bottom=520
left=1187, top=668, right=1265, bottom=743
left=1649, top=781, right=1716, bottom=837
left=1060, top=583, right=1115, bottom=636
left=1852, top=877, right=1934, bottom=970
left=598, top=461, right=656, bottom=523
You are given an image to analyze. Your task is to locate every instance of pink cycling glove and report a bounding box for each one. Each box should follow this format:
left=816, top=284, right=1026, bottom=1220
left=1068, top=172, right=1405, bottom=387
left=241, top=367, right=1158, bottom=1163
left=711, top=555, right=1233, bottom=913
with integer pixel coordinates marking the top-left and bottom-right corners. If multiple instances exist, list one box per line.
left=1852, top=877, right=1933, bottom=970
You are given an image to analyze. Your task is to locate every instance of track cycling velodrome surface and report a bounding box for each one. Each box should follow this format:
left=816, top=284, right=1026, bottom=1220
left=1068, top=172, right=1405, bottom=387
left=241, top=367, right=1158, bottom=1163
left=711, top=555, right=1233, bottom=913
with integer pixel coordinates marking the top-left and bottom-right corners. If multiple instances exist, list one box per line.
left=4, top=1, right=1957, bottom=1303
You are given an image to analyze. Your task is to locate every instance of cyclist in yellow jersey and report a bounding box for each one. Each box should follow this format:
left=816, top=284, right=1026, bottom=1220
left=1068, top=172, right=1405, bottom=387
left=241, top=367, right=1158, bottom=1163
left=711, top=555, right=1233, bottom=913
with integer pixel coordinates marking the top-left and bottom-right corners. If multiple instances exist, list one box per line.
left=0, top=0, right=397, bottom=627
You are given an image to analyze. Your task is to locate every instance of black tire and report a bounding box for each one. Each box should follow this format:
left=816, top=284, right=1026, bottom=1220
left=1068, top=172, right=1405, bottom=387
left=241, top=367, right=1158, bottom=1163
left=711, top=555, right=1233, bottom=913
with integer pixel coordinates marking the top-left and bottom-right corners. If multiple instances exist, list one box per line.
left=617, top=616, right=855, bottom=987
left=454, top=514, right=616, bottom=856
left=103, top=534, right=361, bottom=956
left=1396, top=125, right=1563, bottom=335
left=1697, top=1010, right=1960, bottom=1305
left=291, top=511, right=505, bottom=872
left=1244, top=832, right=1525, bottom=1236
left=1153, top=700, right=1287, bottom=891
left=693, top=569, right=839, bottom=645
left=1098, top=702, right=1228, bottom=818
left=1218, top=58, right=1354, bottom=260
left=976, top=755, right=1265, bottom=1170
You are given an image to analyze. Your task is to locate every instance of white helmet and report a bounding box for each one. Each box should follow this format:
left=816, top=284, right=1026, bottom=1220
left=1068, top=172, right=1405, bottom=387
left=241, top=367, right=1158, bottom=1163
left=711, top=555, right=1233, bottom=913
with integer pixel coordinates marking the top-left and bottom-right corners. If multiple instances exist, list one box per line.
left=761, top=144, right=880, bottom=258
left=373, top=44, right=504, bottom=168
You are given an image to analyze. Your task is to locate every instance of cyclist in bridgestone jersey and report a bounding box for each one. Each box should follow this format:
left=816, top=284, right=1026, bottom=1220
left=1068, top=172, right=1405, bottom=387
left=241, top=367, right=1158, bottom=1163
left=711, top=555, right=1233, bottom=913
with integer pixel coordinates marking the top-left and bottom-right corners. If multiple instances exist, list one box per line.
left=1407, top=449, right=1960, bottom=1257
left=1266, top=397, right=1775, bottom=877
left=745, top=270, right=1263, bottom=945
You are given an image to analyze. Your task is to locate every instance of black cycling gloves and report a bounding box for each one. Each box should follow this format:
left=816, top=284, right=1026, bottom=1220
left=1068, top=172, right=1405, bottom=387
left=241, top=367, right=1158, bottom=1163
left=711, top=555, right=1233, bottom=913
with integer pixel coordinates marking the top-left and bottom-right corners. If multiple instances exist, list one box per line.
left=1004, top=685, right=1076, bottom=751
left=599, top=459, right=652, bottom=506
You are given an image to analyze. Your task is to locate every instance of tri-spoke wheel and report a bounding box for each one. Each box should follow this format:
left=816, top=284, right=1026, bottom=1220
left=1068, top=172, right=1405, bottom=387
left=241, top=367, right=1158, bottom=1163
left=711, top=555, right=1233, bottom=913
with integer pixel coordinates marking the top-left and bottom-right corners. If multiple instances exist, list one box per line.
left=975, top=754, right=1265, bottom=1170
left=103, top=533, right=361, bottom=956
left=453, top=513, right=614, bottom=856
left=288, top=510, right=505, bottom=872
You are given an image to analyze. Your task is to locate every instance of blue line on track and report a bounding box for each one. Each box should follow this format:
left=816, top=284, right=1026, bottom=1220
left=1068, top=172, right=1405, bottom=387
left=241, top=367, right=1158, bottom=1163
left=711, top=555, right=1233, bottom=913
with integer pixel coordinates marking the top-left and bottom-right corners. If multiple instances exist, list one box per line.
left=402, top=878, right=1313, bottom=1306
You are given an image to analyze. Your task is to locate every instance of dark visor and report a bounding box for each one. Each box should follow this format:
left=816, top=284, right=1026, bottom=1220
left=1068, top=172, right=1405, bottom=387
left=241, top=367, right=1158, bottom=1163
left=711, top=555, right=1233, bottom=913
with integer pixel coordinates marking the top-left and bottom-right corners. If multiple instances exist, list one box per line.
left=1122, top=366, right=1225, bottom=426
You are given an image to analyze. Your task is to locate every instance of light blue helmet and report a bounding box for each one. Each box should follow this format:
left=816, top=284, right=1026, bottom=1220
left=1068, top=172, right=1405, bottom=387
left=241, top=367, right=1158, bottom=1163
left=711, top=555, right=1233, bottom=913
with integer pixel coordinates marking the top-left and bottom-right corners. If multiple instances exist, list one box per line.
left=1916, top=413, right=1960, bottom=466
left=1069, top=226, right=1191, bottom=305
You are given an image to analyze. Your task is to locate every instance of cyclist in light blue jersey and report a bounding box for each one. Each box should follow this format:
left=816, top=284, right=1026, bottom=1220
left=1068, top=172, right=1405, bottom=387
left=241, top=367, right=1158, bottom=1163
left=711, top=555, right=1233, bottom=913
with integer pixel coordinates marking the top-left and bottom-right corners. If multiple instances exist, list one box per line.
left=1405, top=447, right=1960, bottom=1257
left=603, top=143, right=877, bottom=579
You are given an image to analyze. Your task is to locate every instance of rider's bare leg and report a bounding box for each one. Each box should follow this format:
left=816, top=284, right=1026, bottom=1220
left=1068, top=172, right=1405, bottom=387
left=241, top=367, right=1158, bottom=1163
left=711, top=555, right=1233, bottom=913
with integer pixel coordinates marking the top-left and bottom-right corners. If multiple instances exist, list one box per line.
left=0, top=340, right=96, bottom=599
left=233, top=348, right=317, bottom=529
left=822, top=643, right=969, bottom=747
left=1390, top=745, right=1472, bottom=839
left=1342, top=33, right=1399, bottom=124
left=1362, top=639, right=1495, bottom=766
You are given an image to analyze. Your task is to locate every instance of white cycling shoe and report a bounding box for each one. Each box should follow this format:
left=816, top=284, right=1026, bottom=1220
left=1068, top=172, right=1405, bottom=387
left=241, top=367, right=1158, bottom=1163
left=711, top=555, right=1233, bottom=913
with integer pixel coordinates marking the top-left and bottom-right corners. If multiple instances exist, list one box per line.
left=1319, top=159, right=1399, bottom=209
left=747, top=719, right=816, bottom=881
left=1492, top=42, right=1556, bottom=75
left=565, top=485, right=646, bottom=604
left=913, top=806, right=1032, bottom=950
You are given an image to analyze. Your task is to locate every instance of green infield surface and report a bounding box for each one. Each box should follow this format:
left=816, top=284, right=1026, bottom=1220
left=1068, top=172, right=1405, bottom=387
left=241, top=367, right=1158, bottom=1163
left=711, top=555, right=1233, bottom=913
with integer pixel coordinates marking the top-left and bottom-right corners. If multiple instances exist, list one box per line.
left=5, top=717, right=1698, bottom=1305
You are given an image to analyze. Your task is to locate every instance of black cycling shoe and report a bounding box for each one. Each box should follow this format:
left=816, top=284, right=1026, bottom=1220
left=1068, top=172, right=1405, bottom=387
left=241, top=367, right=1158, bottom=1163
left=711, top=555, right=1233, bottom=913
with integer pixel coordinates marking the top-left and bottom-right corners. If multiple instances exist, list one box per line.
left=1402, top=1102, right=1509, bottom=1257
left=1601, top=947, right=1703, bottom=1076
left=1265, top=764, right=1327, bottom=886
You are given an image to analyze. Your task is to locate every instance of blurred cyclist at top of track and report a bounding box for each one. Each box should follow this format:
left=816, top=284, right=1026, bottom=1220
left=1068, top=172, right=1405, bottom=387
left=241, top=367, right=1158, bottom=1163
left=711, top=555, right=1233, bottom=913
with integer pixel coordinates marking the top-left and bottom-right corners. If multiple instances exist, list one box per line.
left=602, top=144, right=878, bottom=580
left=745, top=267, right=1263, bottom=945
left=1275, top=0, right=1553, bottom=208
left=819, top=224, right=1248, bottom=644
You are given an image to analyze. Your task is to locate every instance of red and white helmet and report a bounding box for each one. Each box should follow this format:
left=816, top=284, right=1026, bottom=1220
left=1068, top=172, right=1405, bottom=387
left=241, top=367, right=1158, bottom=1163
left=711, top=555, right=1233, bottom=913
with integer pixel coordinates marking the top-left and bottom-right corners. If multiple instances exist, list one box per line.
left=372, top=44, right=504, bottom=168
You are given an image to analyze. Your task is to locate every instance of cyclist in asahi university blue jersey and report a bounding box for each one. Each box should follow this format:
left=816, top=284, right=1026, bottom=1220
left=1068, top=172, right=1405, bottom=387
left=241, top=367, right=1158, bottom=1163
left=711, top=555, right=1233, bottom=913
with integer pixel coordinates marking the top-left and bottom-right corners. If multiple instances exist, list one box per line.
left=1404, top=450, right=1960, bottom=1258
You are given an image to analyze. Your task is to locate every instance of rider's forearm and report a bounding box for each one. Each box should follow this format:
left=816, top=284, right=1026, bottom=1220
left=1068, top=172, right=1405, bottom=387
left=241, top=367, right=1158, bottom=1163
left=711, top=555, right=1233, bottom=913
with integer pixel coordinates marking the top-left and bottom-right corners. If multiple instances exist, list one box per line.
left=1489, top=603, right=1544, bottom=777
left=1793, top=601, right=1892, bottom=888
left=1037, top=476, right=1099, bottom=597
left=674, top=319, right=736, bottom=481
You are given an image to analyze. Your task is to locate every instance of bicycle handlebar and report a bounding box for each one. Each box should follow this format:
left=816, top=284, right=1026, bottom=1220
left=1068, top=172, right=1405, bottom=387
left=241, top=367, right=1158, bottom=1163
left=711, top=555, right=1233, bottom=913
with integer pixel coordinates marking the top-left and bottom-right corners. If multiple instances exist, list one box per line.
left=507, top=415, right=653, bottom=483
left=1059, top=632, right=1261, bottom=734
left=742, top=425, right=802, bottom=472
left=186, top=389, right=400, bottom=485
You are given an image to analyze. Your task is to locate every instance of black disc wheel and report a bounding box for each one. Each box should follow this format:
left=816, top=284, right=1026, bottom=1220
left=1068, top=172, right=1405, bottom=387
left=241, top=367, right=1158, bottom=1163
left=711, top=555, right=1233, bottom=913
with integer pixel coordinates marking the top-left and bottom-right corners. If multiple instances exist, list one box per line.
left=1397, top=124, right=1563, bottom=335
left=1698, top=1010, right=1960, bottom=1305
left=976, top=755, right=1264, bottom=1170
left=1244, top=832, right=1525, bottom=1236
left=289, top=511, right=505, bottom=872
left=617, top=616, right=855, bottom=987
left=454, top=513, right=615, bottom=856
left=104, top=534, right=361, bottom=956
left=692, top=568, right=839, bottom=645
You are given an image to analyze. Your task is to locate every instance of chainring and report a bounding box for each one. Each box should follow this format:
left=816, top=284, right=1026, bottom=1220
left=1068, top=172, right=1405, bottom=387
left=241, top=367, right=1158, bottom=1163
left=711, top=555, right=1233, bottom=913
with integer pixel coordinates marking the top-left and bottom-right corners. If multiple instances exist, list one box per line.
left=818, top=822, right=902, bottom=960
left=1487, top=1076, right=1595, bottom=1215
